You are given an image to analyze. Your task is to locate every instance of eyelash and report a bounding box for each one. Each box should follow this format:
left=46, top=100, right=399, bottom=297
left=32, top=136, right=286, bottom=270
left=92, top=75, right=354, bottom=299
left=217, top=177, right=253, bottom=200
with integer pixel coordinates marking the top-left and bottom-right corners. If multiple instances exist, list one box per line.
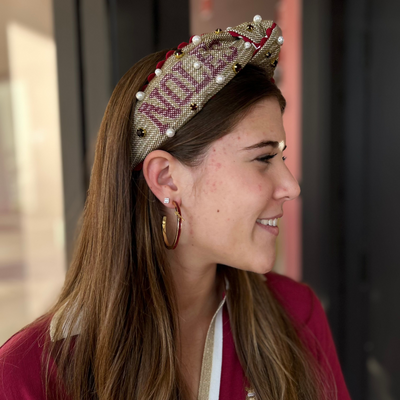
left=257, top=154, right=287, bottom=163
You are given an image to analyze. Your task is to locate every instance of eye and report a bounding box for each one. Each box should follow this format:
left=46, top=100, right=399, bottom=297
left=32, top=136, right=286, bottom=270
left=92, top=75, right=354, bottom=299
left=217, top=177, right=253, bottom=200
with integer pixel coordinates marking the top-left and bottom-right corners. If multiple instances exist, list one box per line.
left=256, top=153, right=277, bottom=164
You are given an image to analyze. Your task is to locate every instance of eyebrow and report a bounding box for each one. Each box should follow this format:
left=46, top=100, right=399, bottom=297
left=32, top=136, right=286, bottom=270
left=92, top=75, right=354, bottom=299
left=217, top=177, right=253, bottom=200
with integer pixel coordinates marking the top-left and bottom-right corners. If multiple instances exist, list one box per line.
left=241, top=140, right=287, bottom=151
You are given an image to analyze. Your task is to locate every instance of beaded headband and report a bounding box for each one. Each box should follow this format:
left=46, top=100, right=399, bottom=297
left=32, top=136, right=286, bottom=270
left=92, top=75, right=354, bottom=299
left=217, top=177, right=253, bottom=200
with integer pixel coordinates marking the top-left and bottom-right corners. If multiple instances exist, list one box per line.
left=131, top=14, right=283, bottom=170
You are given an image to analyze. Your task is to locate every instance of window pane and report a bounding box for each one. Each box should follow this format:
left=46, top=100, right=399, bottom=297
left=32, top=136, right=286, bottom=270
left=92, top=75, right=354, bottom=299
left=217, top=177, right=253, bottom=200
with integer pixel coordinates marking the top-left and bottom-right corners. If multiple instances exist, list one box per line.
left=0, top=0, right=65, bottom=345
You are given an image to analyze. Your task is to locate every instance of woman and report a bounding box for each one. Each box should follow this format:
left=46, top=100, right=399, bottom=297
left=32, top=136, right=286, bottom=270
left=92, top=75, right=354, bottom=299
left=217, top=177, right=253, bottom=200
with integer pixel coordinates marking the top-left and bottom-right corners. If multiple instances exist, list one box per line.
left=0, top=16, right=351, bottom=400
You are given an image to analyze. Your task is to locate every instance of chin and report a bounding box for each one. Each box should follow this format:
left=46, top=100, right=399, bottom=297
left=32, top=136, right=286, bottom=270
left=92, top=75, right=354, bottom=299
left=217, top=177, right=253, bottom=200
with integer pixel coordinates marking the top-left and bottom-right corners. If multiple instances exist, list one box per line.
left=253, top=252, right=276, bottom=274
left=235, top=254, right=276, bottom=275
left=251, top=263, right=274, bottom=275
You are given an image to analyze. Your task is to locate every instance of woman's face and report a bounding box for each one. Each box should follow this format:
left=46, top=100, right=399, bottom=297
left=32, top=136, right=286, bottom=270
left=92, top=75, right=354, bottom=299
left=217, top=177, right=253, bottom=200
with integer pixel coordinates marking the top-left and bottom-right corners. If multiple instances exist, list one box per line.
left=178, top=97, right=301, bottom=274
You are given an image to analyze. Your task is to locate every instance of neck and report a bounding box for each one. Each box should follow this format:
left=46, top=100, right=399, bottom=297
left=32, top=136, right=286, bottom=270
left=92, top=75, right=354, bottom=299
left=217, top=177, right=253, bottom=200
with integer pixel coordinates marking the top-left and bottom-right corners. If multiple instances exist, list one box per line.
left=167, top=251, right=222, bottom=325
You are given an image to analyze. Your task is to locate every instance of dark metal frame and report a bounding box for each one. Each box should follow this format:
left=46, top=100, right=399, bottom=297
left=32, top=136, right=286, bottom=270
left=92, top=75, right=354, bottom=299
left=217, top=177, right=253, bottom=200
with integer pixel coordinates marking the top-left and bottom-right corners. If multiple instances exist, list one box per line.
left=303, top=0, right=400, bottom=398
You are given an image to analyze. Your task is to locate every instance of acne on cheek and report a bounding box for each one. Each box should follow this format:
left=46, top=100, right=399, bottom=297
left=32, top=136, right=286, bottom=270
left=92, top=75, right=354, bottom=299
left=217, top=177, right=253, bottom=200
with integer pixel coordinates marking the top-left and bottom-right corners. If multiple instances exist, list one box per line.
left=246, top=182, right=264, bottom=195
left=209, top=181, right=219, bottom=193
left=210, top=157, right=222, bottom=170
left=201, top=160, right=224, bottom=193
left=201, top=178, right=220, bottom=195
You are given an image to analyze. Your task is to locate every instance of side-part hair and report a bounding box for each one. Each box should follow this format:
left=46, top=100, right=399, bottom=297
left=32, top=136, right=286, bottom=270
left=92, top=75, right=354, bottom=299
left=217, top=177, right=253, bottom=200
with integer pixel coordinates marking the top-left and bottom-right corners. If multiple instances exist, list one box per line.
left=42, top=48, right=335, bottom=400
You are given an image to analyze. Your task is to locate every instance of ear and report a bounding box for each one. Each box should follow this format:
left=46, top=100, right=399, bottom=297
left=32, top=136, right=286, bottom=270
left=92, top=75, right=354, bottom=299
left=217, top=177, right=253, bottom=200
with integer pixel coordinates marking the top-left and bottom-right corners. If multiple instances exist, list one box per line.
left=142, top=150, right=181, bottom=208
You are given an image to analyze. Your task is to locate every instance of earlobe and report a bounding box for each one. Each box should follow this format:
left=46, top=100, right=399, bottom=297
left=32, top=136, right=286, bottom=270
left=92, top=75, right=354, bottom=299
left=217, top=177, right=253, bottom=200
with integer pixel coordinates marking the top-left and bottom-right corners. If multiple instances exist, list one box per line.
left=142, top=150, right=179, bottom=206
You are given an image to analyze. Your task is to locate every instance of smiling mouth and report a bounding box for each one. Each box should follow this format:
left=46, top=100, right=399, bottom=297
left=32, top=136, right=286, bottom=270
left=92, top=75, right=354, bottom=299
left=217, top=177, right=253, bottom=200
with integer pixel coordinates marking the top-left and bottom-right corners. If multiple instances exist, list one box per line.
left=256, top=218, right=279, bottom=227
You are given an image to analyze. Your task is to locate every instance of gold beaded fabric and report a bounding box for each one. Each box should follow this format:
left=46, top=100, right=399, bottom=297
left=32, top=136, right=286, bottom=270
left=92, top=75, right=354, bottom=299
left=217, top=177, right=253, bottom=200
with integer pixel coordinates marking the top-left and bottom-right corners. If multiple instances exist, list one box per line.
left=131, top=18, right=283, bottom=169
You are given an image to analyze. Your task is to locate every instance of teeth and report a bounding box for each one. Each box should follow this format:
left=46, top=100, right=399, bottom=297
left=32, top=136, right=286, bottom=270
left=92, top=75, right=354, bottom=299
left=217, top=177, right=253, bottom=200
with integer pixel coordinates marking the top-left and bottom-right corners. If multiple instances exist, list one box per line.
left=257, top=218, right=279, bottom=227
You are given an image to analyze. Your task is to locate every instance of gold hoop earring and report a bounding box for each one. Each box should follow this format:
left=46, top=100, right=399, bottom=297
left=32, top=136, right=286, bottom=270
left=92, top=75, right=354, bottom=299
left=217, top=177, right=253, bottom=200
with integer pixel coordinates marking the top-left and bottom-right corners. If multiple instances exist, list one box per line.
left=162, top=201, right=184, bottom=249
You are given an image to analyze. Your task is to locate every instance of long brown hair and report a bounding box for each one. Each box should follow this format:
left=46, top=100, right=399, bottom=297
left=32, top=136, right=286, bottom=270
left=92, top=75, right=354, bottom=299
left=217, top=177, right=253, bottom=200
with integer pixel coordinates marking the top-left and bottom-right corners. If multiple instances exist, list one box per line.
left=42, top=48, right=335, bottom=399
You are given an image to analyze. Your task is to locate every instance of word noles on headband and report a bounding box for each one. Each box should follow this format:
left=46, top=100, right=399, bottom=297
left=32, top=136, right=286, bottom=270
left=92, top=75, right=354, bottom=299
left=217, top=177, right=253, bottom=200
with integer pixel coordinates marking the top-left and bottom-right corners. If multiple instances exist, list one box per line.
left=131, top=16, right=283, bottom=170
left=137, top=40, right=238, bottom=136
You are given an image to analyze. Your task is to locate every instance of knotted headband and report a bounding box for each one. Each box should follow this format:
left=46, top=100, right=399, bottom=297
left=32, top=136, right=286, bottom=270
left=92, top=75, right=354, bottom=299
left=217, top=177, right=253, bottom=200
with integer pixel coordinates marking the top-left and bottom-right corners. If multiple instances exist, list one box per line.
left=131, top=15, right=283, bottom=170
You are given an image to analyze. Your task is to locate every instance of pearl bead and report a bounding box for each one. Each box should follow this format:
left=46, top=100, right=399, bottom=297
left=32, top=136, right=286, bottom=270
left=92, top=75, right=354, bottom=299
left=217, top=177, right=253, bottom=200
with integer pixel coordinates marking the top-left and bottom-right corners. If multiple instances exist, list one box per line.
left=136, top=91, right=145, bottom=101
left=166, top=128, right=175, bottom=138
left=253, top=15, right=262, bottom=23
left=277, top=36, right=284, bottom=45
left=192, top=35, right=201, bottom=45
left=216, top=75, right=225, bottom=84
left=193, top=61, right=202, bottom=70
left=155, top=69, right=162, bottom=76
left=244, top=42, right=252, bottom=49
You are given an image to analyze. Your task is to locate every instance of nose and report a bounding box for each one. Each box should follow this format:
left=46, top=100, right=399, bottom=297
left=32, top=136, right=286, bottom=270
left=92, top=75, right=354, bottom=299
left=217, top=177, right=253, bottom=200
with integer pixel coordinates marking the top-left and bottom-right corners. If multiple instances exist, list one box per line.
left=273, top=164, right=301, bottom=202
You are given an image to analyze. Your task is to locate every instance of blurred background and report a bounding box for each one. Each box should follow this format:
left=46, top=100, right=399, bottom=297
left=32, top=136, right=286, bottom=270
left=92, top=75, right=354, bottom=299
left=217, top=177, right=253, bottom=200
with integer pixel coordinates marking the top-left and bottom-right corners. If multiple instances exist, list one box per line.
left=0, top=0, right=399, bottom=398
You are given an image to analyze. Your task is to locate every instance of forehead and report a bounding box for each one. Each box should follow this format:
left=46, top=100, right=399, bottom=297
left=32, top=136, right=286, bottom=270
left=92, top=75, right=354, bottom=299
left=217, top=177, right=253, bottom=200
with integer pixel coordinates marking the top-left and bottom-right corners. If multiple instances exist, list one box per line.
left=215, top=97, right=286, bottom=152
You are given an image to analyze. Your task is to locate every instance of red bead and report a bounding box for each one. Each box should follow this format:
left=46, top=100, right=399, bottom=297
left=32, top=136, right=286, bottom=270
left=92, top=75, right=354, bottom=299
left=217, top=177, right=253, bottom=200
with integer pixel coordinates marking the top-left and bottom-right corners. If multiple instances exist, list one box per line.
left=133, top=162, right=143, bottom=171
left=166, top=50, right=174, bottom=59
left=156, top=61, right=165, bottom=69
left=174, top=49, right=184, bottom=58
left=147, top=73, right=156, bottom=82
left=177, top=42, right=188, bottom=49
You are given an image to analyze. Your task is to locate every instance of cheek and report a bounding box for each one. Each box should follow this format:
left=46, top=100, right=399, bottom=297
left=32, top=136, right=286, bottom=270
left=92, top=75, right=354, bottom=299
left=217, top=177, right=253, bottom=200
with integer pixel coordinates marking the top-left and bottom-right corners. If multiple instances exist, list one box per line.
left=195, top=165, right=270, bottom=229
left=223, top=167, right=272, bottom=204
left=186, top=163, right=236, bottom=240
left=197, top=155, right=228, bottom=197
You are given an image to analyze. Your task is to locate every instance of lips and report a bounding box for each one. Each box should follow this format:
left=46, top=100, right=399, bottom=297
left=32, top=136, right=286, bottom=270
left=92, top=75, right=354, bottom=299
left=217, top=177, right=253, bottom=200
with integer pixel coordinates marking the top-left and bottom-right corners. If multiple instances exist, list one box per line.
left=256, top=220, right=279, bottom=236
left=259, top=213, right=283, bottom=220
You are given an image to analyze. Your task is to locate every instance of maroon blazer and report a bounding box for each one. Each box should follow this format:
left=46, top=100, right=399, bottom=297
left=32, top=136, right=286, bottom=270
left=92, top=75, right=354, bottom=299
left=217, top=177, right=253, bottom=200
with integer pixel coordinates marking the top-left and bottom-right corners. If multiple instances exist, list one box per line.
left=0, top=272, right=351, bottom=399
left=220, top=272, right=351, bottom=399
